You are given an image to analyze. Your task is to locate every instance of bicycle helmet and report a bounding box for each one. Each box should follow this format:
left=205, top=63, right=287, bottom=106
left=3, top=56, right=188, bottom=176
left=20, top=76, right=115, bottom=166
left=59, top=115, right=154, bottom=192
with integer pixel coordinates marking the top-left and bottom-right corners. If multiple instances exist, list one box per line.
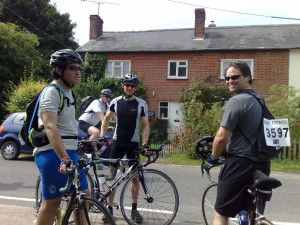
left=50, top=49, right=82, bottom=68
left=101, top=89, right=112, bottom=96
left=122, top=74, right=139, bottom=85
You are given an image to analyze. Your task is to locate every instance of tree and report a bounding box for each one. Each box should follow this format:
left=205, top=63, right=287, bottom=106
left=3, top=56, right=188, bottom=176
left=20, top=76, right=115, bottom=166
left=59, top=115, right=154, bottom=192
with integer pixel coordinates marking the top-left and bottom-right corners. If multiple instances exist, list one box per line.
left=0, top=22, right=40, bottom=121
left=0, top=0, right=79, bottom=78
left=176, top=76, right=231, bottom=158
left=81, top=53, right=108, bottom=82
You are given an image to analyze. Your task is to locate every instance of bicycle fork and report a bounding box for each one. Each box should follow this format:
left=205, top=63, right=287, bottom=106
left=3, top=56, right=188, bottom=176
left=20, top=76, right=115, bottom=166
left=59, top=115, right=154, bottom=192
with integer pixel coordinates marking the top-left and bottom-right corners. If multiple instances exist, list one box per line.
left=139, top=168, right=153, bottom=203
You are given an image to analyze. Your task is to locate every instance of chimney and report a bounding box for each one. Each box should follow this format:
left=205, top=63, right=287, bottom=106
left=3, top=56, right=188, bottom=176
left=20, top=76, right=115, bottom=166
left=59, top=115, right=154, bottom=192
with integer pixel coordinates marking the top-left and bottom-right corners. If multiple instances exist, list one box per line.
left=89, top=15, right=103, bottom=40
left=194, top=8, right=205, bottom=39
left=208, top=20, right=216, bottom=27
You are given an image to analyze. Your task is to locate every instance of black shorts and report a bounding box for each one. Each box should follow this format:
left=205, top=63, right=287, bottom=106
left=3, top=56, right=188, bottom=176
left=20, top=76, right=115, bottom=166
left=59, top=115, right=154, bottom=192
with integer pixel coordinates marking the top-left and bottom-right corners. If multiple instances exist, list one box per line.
left=79, top=120, right=93, bottom=133
left=215, top=155, right=270, bottom=217
left=110, top=140, right=139, bottom=167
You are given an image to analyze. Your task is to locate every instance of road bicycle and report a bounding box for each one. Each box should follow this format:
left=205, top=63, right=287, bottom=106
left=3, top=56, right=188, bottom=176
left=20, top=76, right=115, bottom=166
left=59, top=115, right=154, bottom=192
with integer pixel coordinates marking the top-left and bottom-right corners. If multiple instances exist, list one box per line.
left=35, top=141, right=179, bottom=225
left=35, top=157, right=116, bottom=225
left=34, top=135, right=112, bottom=216
left=195, top=136, right=282, bottom=225
left=79, top=140, right=179, bottom=225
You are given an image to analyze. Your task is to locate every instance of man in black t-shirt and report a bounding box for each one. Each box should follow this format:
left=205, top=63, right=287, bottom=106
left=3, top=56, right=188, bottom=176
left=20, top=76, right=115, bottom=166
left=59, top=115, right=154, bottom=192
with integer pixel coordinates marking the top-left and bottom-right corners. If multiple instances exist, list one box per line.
left=100, top=74, right=150, bottom=223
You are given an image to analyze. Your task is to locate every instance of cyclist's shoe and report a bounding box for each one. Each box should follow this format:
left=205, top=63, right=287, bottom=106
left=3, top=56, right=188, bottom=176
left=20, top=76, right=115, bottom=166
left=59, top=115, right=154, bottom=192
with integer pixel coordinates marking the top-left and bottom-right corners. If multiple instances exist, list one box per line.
left=131, top=209, right=143, bottom=223
left=102, top=207, right=113, bottom=223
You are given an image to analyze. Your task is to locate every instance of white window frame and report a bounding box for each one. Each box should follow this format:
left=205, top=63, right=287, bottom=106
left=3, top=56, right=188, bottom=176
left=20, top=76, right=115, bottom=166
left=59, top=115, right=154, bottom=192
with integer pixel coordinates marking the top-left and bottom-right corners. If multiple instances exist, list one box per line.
left=158, top=102, right=169, bottom=120
left=168, top=60, right=188, bottom=79
left=105, top=60, right=131, bottom=78
left=220, top=59, right=254, bottom=79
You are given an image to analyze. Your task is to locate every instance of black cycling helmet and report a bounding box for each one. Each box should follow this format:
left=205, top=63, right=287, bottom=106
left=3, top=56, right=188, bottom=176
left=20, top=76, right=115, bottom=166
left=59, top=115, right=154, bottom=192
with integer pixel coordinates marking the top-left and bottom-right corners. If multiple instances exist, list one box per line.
left=101, top=89, right=112, bottom=96
left=122, top=74, right=139, bottom=85
left=50, top=49, right=82, bottom=68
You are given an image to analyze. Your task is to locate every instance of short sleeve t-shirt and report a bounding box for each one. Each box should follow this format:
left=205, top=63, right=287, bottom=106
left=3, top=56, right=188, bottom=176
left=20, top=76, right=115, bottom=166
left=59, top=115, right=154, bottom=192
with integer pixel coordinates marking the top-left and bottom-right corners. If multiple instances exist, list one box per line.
left=109, top=95, right=148, bottom=143
left=33, top=81, right=78, bottom=155
left=221, top=90, right=263, bottom=161
left=78, top=99, right=108, bottom=126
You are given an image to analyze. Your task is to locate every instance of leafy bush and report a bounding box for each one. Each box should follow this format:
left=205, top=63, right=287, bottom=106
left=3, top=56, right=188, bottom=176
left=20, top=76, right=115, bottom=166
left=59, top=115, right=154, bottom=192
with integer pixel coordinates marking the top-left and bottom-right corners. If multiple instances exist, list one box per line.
left=149, top=119, right=169, bottom=143
left=266, top=85, right=300, bottom=139
left=176, top=76, right=230, bottom=158
left=6, top=76, right=46, bottom=115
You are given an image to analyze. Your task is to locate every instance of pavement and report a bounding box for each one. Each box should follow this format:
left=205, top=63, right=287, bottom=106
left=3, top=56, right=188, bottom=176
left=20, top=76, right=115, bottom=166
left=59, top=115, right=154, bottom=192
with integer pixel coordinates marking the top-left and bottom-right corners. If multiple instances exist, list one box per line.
left=0, top=204, right=128, bottom=225
left=0, top=204, right=36, bottom=225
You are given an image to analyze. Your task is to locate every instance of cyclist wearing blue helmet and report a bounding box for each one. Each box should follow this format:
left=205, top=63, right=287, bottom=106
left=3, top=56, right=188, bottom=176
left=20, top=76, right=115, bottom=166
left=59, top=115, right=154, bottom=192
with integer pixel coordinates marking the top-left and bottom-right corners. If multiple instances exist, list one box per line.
left=100, top=74, right=150, bottom=223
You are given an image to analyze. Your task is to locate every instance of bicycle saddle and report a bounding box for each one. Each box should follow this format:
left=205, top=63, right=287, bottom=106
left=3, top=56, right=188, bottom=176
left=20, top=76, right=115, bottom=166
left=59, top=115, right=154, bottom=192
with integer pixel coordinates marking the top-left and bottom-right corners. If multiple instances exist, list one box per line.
left=252, top=170, right=282, bottom=190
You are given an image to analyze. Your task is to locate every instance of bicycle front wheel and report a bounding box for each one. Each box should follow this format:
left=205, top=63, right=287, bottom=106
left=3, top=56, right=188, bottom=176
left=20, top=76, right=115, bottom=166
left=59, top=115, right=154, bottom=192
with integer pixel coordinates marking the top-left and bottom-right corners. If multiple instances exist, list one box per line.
left=120, top=169, right=179, bottom=225
left=62, top=196, right=115, bottom=225
left=201, top=182, right=217, bottom=225
left=201, top=183, right=239, bottom=225
left=34, top=175, right=42, bottom=214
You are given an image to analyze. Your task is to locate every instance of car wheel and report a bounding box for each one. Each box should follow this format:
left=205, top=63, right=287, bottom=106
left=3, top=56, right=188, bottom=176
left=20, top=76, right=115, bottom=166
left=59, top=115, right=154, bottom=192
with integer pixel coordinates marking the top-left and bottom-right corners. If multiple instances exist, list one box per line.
left=1, top=141, right=20, bottom=160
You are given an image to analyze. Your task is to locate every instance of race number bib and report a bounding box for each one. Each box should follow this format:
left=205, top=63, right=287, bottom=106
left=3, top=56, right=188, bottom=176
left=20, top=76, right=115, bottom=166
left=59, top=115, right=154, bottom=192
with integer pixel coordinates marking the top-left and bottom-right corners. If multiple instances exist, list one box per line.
left=263, top=118, right=290, bottom=147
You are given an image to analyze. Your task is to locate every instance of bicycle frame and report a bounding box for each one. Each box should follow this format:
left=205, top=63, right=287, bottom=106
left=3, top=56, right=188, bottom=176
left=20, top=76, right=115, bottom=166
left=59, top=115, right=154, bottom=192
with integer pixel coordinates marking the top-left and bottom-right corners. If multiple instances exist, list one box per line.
left=86, top=145, right=164, bottom=203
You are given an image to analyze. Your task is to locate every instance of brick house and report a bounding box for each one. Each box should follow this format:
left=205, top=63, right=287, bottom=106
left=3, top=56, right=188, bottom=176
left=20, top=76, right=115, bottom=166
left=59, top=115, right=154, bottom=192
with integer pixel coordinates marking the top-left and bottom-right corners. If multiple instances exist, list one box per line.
left=77, top=8, right=300, bottom=135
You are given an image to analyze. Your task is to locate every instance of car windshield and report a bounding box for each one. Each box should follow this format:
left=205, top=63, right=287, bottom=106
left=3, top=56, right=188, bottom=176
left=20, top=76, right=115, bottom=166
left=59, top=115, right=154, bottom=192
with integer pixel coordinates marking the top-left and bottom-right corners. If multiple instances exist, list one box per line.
left=12, top=113, right=25, bottom=126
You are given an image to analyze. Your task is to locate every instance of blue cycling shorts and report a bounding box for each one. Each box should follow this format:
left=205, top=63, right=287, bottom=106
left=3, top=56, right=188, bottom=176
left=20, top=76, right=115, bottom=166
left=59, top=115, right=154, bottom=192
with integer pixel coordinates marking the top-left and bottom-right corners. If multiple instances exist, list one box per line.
left=35, top=150, right=88, bottom=200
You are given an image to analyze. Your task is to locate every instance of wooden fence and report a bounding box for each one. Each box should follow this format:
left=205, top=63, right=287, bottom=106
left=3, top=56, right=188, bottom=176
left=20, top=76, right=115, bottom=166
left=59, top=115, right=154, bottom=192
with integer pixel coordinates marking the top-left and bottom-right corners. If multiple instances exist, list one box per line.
left=153, top=139, right=300, bottom=161
left=276, top=139, right=300, bottom=160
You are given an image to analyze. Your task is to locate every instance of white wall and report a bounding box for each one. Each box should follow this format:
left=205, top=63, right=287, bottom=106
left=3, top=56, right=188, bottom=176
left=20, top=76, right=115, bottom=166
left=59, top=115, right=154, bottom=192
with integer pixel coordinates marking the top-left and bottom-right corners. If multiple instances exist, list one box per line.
left=289, top=50, right=300, bottom=92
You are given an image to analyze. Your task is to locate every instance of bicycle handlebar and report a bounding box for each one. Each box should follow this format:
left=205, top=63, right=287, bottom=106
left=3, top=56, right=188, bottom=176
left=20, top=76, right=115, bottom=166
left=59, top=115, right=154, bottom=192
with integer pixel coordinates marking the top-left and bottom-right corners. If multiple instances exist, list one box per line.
left=59, top=167, right=76, bottom=193
left=201, top=159, right=224, bottom=183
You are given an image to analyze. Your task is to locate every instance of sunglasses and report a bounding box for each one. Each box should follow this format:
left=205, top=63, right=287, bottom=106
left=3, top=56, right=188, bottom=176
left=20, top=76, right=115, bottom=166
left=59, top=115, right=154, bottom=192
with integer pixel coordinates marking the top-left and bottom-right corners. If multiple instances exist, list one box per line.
left=65, top=66, right=81, bottom=72
left=124, top=84, right=137, bottom=88
left=224, top=75, right=241, bottom=81
left=103, top=95, right=111, bottom=98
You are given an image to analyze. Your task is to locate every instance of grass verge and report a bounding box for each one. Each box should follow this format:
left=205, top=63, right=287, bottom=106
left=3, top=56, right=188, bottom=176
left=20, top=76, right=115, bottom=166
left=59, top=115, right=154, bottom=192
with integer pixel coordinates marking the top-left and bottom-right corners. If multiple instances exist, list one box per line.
left=157, top=153, right=300, bottom=173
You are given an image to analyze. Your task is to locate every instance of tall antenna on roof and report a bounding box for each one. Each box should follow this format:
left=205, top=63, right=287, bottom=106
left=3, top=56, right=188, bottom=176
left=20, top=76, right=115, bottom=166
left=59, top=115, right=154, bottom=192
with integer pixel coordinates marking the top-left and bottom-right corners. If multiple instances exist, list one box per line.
left=81, top=0, right=118, bottom=15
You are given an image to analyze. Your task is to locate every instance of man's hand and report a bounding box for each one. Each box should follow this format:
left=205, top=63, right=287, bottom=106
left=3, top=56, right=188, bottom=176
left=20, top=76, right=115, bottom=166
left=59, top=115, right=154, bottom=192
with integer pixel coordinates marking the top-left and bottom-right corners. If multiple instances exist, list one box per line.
left=205, top=155, right=218, bottom=165
left=59, top=157, right=74, bottom=174
left=98, top=136, right=106, bottom=143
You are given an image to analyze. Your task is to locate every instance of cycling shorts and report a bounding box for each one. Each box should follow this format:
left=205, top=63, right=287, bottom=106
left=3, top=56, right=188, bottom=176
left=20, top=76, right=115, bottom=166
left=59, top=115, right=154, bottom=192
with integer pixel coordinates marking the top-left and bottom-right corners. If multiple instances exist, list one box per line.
left=35, top=150, right=88, bottom=200
left=110, top=140, right=139, bottom=167
left=78, top=120, right=94, bottom=133
left=215, top=155, right=270, bottom=217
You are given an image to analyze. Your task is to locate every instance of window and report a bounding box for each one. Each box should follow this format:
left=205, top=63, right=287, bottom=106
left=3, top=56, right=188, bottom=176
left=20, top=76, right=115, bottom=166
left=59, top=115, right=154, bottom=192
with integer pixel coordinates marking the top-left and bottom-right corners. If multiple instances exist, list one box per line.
left=105, top=61, right=131, bottom=78
left=159, top=102, right=169, bottom=119
left=168, top=60, right=188, bottom=79
left=220, top=59, right=254, bottom=79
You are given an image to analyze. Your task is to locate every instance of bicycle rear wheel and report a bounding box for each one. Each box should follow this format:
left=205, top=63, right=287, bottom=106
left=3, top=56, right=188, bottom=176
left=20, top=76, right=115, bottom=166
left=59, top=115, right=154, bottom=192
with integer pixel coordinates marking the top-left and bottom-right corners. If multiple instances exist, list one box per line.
left=62, top=196, right=115, bottom=225
left=120, top=169, right=179, bottom=225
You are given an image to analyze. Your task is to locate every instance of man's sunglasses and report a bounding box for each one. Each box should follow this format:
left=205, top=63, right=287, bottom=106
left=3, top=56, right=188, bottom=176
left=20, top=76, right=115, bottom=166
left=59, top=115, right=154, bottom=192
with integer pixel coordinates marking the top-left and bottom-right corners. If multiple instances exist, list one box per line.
left=65, top=66, right=81, bottom=72
left=103, top=95, right=111, bottom=98
left=224, top=75, right=241, bottom=81
left=124, top=84, right=137, bottom=88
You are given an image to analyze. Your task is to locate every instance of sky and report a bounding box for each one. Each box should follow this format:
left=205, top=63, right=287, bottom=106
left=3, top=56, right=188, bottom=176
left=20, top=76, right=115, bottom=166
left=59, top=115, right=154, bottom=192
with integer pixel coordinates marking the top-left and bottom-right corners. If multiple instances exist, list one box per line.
left=50, top=0, right=300, bottom=46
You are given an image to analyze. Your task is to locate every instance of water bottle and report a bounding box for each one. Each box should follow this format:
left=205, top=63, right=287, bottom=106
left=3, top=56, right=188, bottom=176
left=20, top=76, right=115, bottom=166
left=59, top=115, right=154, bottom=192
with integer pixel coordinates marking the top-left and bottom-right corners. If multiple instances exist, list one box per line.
left=98, top=174, right=107, bottom=192
left=238, top=208, right=250, bottom=225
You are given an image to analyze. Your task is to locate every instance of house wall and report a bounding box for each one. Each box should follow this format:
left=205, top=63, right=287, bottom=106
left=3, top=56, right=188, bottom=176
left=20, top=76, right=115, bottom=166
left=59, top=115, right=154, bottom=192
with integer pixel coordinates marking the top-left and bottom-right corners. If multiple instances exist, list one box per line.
left=105, top=50, right=289, bottom=117
left=289, top=49, right=300, bottom=92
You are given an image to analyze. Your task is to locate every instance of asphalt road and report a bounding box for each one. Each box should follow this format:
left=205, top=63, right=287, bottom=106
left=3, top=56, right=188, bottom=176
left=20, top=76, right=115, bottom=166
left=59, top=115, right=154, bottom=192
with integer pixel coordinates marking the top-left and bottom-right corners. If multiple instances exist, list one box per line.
left=0, top=155, right=299, bottom=225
